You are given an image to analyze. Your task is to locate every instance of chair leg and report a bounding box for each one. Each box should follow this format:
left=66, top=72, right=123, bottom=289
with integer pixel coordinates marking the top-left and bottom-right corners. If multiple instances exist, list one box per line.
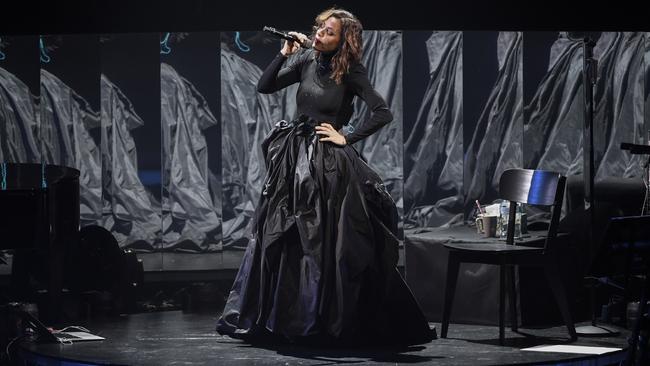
left=499, top=264, right=506, bottom=345
left=544, top=261, right=577, bottom=341
left=441, top=252, right=461, bottom=338
left=508, top=265, right=518, bottom=332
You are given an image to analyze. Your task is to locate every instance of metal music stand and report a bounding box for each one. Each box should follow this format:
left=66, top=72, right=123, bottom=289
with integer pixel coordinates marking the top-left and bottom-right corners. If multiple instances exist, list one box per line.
left=564, top=32, right=608, bottom=337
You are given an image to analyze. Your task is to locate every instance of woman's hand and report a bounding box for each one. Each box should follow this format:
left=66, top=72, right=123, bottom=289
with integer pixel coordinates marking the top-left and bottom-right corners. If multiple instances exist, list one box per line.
left=280, top=32, right=309, bottom=56
left=315, top=123, right=347, bottom=146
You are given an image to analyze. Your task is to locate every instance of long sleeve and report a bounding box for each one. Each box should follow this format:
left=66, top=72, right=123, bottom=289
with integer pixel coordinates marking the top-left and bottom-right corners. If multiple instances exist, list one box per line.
left=344, top=64, right=393, bottom=145
left=257, top=52, right=303, bottom=94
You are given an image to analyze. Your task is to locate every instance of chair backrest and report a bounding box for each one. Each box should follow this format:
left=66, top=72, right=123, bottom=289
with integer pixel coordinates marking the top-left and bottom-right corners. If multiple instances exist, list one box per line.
left=499, top=169, right=566, bottom=249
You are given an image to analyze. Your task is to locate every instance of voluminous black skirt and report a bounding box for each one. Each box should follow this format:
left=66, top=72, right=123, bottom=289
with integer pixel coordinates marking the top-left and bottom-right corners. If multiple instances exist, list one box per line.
left=216, top=116, right=435, bottom=345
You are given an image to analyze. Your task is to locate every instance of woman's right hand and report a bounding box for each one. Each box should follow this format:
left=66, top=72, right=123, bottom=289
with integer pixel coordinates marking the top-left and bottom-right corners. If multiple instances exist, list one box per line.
left=281, top=32, right=309, bottom=56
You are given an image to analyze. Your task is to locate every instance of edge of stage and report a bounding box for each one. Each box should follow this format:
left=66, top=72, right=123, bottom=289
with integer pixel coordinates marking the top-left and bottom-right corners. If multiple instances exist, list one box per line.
left=15, top=310, right=629, bottom=365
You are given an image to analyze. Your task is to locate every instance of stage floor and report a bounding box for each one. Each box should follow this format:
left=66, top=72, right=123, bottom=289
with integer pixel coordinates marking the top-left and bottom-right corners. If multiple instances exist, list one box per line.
left=18, top=310, right=628, bottom=365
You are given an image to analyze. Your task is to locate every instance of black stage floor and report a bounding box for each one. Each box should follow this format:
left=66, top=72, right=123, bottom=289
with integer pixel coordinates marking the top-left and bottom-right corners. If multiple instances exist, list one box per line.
left=17, top=310, right=629, bottom=365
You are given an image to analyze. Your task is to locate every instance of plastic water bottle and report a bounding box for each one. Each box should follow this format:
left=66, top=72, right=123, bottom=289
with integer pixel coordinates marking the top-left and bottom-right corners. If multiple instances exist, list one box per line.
left=499, top=200, right=509, bottom=238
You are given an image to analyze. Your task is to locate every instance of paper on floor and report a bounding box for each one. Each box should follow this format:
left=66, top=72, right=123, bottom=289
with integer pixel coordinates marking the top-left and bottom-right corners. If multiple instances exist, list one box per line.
left=521, top=345, right=622, bottom=355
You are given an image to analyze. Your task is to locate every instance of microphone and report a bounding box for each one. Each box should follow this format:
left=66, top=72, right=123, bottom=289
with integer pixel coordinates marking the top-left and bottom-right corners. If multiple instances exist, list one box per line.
left=263, top=26, right=312, bottom=49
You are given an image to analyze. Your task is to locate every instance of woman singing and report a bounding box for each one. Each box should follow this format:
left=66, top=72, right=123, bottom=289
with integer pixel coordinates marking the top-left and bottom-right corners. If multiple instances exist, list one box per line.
left=217, top=7, right=435, bottom=345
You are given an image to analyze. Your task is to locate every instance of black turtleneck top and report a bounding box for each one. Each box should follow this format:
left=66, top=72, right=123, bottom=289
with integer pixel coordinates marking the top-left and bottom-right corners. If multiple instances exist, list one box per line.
left=256, top=49, right=393, bottom=145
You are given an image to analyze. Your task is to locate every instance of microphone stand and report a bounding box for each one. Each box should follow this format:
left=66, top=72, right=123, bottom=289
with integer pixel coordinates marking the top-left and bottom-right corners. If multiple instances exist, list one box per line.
left=571, top=33, right=620, bottom=337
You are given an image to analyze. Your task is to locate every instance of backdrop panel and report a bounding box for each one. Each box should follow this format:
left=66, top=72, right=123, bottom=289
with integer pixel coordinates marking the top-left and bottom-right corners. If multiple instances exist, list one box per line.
left=464, top=31, right=523, bottom=214
left=160, top=32, right=222, bottom=255
left=0, top=36, right=40, bottom=163
left=40, top=34, right=101, bottom=227
left=403, top=31, right=463, bottom=229
left=100, top=34, right=162, bottom=256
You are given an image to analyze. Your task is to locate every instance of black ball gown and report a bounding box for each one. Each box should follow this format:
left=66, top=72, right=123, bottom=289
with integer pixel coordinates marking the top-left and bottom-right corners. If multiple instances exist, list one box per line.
left=216, top=49, right=435, bottom=345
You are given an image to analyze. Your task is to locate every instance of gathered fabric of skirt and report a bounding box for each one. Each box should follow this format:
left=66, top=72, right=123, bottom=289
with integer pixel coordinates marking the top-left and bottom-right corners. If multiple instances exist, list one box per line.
left=216, top=116, right=432, bottom=345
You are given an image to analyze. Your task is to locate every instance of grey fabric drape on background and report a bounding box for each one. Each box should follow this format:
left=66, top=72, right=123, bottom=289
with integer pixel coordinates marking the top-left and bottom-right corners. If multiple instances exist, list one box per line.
left=0, top=67, right=40, bottom=163
left=523, top=33, right=647, bottom=218
left=101, top=74, right=161, bottom=249
left=594, top=32, right=647, bottom=179
left=348, top=31, right=404, bottom=219
left=403, top=31, right=464, bottom=229
left=161, top=62, right=221, bottom=251
left=40, top=69, right=102, bottom=226
left=220, top=46, right=296, bottom=251
left=524, top=33, right=584, bottom=176
left=465, top=32, right=523, bottom=209
left=646, top=34, right=650, bottom=134
left=404, top=32, right=648, bottom=230
left=521, top=33, right=584, bottom=223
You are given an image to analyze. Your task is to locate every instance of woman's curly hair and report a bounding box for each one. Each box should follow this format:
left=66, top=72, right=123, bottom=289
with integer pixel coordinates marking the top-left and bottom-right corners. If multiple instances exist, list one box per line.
left=311, top=7, right=363, bottom=85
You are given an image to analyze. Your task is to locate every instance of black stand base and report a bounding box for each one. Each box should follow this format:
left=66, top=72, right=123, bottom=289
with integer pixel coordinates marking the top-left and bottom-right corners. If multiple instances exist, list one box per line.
left=575, top=324, right=621, bottom=337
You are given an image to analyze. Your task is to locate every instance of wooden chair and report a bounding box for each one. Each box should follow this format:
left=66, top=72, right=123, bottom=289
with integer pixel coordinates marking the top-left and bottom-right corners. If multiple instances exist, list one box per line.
left=440, top=168, right=577, bottom=344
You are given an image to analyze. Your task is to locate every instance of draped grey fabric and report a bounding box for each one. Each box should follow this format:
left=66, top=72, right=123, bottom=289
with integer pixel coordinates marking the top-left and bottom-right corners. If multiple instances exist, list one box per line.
left=465, top=32, right=523, bottom=208
left=593, top=32, right=647, bottom=179
left=0, top=67, right=40, bottom=163
left=403, top=31, right=464, bottom=229
left=646, top=34, right=650, bottom=134
left=524, top=34, right=584, bottom=176
left=403, top=32, right=648, bottom=230
left=348, top=31, right=404, bottom=216
left=161, top=62, right=221, bottom=251
left=646, top=34, right=650, bottom=133
left=220, top=46, right=296, bottom=250
left=40, top=69, right=102, bottom=226
left=101, top=74, right=161, bottom=249
left=523, top=32, right=649, bottom=222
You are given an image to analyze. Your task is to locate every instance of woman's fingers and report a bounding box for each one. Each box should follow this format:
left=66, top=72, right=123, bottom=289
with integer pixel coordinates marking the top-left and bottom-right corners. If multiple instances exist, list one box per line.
left=286, top=31, right=308, bottom=50
left=289, top=32, right=309, bottom=43
left=281, top=32, right=307, bottom=55
left=316, top=123, right=346, bottom=145
left=282, top=39, right=299, bottom=55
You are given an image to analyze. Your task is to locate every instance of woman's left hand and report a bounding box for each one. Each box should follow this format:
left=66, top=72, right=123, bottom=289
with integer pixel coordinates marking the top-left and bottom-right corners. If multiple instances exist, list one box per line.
left=315, top=123, right=347, bottom=146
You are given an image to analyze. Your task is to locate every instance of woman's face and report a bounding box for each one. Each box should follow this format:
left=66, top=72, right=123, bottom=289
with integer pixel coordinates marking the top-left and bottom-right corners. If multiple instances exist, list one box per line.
left=314, top=17, right=342, bottom=53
